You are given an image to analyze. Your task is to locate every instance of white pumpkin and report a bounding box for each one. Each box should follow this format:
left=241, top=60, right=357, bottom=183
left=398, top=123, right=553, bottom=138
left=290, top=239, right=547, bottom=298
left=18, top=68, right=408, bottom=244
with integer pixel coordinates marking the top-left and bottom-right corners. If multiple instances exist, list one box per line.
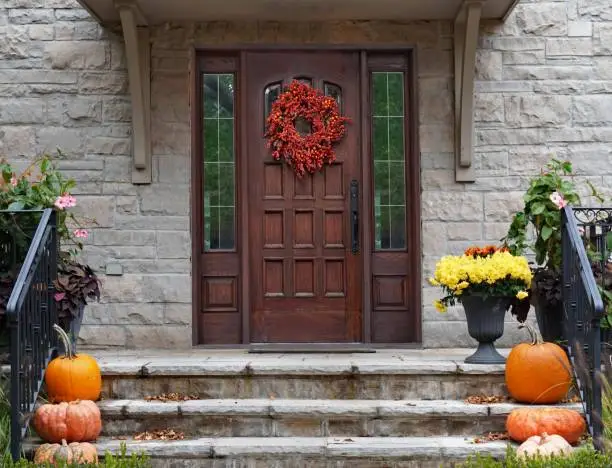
left=516, top=433, right=573, bottom=459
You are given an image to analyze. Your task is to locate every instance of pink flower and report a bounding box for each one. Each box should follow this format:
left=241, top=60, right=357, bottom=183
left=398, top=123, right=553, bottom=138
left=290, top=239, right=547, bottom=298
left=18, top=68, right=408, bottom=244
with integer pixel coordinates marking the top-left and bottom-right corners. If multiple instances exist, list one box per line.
left=9, top=175, right=17, bottom=187
left=578, top=226, right=585, bottom=236
left=549, top=191, right=567, bottom=209
left=73, top=229, right=88, bottom=239
left=54, top=193, right=77, bottom=210
left=54, top=292, right=66, bottom=302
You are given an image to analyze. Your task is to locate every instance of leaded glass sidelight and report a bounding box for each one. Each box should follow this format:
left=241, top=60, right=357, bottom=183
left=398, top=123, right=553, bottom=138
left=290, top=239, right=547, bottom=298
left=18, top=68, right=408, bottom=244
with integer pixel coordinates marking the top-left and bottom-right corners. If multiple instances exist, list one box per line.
left=203, top=73, right=236, bottom=251
left=372, top=72, right=407, bottom=250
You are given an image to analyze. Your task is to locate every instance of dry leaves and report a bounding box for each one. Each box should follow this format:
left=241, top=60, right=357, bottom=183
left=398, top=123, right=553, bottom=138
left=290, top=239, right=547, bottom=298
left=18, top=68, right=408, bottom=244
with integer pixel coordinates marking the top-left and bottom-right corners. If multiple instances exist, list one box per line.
left=465, top=394, right=581, bottom=405
left=134, top=429, right=185, bottom=441
left=562, top=394, right=582, bottom=403
left=472, top=432, right=510, bottom=444
left=144, top=393, right=198, bottom=402
left=464, top=395, right=510, bottom=404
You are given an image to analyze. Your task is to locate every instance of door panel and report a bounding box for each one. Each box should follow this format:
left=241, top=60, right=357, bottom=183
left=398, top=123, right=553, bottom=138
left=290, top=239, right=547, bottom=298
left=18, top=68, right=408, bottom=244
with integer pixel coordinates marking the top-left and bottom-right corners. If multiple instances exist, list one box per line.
left=246, top=51, right=362, bottom=343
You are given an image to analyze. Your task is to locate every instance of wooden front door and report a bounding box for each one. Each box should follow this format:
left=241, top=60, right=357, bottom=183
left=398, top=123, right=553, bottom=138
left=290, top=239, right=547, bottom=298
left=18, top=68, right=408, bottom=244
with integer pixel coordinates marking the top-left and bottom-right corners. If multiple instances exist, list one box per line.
left=194, top=49, right=421, bottom=346
left=246, top=51, right=362, bottom=343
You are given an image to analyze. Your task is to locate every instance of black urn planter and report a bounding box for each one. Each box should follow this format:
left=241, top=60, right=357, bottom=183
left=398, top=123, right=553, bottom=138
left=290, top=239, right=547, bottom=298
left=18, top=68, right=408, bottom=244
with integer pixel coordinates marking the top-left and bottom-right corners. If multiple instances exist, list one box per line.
left=57, top=304, right=85, bottom=354
left=533, top=295, right=564, bottom=344
left=461, top=295, right=511, bottom=364
left=531, top=270, right=564, bottom=344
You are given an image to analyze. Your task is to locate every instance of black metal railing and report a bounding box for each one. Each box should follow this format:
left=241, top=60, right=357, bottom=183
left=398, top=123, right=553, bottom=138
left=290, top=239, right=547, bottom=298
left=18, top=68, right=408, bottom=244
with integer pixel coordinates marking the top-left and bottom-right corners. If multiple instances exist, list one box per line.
left=4, top=209, right=59, bottom=460
left=562, top=206, right=606, bottom=450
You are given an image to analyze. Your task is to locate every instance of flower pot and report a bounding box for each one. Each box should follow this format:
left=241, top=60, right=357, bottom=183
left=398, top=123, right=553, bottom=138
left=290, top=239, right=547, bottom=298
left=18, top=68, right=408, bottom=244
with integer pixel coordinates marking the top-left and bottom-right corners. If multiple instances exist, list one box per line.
left=534, top=302, right=564, bottom=344
left=531, top=270, right=564, bottom=344
left=58, top=304, right=84, bottom=354
left=533, top=291, right=564, bottom=344
left=461, top=295, right=511, bottom=364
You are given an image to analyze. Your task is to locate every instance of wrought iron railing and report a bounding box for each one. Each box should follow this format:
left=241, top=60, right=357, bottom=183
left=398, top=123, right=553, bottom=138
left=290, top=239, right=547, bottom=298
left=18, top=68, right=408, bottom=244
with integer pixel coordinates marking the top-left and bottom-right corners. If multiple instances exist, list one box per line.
left=562, top=206, right=606, bottom=450
left=3, top=209, right=59, bottom=460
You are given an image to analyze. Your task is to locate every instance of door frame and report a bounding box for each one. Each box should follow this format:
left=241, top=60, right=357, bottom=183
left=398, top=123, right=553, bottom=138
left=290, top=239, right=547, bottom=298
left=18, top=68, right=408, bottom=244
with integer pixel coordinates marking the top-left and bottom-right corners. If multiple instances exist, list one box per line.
left=191, top=45, right=421, bottom=347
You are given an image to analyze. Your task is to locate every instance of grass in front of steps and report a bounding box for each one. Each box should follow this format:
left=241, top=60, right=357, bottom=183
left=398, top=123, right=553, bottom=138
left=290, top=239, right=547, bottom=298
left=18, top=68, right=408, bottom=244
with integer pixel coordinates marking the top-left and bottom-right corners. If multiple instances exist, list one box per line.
left=603, top=372, right=612, bottom=447
left=460, top=445, right=612, bottom=467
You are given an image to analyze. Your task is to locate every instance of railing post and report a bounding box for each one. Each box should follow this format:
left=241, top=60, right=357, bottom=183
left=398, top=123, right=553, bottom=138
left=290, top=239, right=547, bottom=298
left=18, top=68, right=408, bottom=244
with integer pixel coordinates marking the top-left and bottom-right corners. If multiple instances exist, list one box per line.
left=591, top=315, right=604, bottom=451
left=49, top=210, right=58, bottom=351
left=9, top=310, right=20, bottom=461
left=562, top=207, right=570, bottom=344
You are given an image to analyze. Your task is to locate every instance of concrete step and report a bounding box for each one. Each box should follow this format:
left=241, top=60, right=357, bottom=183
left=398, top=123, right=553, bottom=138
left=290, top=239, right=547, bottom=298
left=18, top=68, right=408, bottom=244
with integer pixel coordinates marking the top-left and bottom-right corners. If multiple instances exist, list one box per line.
left=94, top=349, right=509, bottom=400
left=28, top=436, right=511, bottom=468
left=98, top=398, right=582, bottom=438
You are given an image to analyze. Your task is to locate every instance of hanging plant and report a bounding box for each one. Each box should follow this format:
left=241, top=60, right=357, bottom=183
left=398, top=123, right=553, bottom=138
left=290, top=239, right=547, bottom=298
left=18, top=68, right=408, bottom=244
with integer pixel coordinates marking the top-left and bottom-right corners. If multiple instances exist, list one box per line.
left=265, top=80, right=350, bottom=177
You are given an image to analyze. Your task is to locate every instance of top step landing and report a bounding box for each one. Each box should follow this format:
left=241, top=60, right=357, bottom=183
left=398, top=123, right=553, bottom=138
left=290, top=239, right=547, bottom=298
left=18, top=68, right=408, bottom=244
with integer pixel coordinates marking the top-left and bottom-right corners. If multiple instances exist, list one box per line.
left=90, top=348, right=509, bottom=377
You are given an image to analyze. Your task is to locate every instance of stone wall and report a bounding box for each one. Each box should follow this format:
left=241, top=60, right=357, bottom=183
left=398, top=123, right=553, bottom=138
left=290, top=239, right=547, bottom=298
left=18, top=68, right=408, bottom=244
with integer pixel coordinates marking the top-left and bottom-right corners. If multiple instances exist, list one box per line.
left=1, top=0, right=611, bottom=348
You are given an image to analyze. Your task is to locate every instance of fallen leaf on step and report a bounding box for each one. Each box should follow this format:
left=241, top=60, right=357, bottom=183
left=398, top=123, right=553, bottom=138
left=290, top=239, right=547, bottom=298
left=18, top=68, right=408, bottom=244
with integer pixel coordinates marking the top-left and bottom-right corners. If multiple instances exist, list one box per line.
left=464, top=395, right=509, bottom=404
left=134, top=429, right=185, bottom=441
left=472, top=432, right=509, bottom=444
left=144, top=393, right=199, bottom=402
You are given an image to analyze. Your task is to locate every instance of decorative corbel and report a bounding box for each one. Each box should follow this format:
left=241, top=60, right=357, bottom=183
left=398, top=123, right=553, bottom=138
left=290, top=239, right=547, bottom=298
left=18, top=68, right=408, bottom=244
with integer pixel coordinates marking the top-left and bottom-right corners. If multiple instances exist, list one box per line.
left=115, top=0, right=151, bottom=184
left=454, top=1, right=482, bottom=183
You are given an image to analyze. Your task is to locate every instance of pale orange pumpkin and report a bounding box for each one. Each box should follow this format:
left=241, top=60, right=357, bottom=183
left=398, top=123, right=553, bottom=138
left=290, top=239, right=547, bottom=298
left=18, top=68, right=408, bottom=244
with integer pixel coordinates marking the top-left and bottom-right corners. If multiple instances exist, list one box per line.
left=505, top=324, right=572, bottom=404
left=517, top=433, right=573, bottom=459
left=506, top=407, right=586, bottom=444
left=45, top=324, right=101, bottom=403
left=33, top=439, right=98, bottom=466
left=33, top=400, right=102, bottom=443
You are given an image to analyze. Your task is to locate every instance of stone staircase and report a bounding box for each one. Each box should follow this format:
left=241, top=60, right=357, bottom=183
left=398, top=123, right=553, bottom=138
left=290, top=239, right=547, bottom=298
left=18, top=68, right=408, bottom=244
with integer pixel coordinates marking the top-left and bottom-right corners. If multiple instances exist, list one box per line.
left=33, top=349, right=582, bottom=467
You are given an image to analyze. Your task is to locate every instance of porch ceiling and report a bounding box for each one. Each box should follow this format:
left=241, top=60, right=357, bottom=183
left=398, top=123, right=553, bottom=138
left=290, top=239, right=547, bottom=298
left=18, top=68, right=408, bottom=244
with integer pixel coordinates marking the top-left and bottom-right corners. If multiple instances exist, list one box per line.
left=78, top=0, right=519, bottom=26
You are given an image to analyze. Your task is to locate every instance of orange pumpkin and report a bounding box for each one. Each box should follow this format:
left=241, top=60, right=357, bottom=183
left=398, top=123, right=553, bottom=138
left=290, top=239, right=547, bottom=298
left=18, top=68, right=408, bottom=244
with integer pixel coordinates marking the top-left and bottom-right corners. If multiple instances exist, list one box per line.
left=33, top=400, right=102, bottom=443
left=505, top=324, right=572, bottom=403
left=33, top=439, right=98, bottom=466
left=45, top=324, right=101, bottom=403
left=506, top=407, right=586, bottom=444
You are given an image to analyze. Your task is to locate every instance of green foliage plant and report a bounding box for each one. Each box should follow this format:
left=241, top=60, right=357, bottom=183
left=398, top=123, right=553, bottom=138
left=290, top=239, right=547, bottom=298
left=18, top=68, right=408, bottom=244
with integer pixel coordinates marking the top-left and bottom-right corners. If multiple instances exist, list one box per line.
left=502, top=160, right=582, bottom=318
left=0, top=153, right=100, bottom=322
left=503, top=159, right=580, bottom=273
left=0, top=153, right=90, bottom=252
left=459, top=445, right=612, bottom=468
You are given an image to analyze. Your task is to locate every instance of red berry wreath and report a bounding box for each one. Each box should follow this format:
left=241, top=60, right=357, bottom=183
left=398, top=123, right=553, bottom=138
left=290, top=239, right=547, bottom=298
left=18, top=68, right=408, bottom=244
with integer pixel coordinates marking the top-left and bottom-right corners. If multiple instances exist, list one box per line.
left=265, top=80, right=350, bottom=177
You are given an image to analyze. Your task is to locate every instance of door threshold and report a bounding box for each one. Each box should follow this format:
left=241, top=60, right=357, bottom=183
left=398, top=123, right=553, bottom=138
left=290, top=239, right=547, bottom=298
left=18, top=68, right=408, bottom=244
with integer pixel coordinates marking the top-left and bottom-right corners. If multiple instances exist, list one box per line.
left=248, top=343, right=376, bottom=353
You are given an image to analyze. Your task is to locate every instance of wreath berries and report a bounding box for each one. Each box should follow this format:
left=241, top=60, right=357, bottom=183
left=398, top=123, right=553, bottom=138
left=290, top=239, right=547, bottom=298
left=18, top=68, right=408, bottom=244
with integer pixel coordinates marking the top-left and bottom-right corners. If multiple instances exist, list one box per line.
left=265, top=80, right=350, bottom=177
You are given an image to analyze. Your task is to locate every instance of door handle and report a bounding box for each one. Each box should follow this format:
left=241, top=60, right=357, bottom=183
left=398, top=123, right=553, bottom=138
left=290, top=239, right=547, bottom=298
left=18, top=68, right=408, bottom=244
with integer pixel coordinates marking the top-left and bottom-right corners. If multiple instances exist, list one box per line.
left=350, top=179, right=359, bottom=254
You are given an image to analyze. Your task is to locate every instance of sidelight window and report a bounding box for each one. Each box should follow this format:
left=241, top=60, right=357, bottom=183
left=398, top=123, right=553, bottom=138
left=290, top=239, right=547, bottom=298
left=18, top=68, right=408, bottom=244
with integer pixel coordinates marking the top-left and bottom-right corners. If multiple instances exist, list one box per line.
left=203, top=73, right=236, bottom=251
left=372, top=71, right=407, bottom=250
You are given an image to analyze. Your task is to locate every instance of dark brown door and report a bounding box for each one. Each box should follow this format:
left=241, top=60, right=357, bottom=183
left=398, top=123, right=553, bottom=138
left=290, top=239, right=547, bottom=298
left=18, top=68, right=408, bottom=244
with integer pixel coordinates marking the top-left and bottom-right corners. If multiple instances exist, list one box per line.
left=246, top=51, right=362, bottom=343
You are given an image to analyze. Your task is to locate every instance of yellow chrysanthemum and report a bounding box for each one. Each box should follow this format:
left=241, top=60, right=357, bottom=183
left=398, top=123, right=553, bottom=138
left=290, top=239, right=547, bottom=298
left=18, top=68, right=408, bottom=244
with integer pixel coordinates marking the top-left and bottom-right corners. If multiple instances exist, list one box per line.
left=430, top=250, right=532, bottom=314
left=434, top=299, right=447, bottom=313
left=516, top=290, right=529, bottom=300
left=432, top=251, right=532, bottom=291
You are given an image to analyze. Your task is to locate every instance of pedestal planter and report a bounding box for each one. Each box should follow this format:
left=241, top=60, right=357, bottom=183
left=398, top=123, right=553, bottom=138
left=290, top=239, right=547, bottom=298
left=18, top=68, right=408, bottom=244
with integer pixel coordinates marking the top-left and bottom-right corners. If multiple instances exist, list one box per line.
left=462, top=295, right=511, bottom=364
